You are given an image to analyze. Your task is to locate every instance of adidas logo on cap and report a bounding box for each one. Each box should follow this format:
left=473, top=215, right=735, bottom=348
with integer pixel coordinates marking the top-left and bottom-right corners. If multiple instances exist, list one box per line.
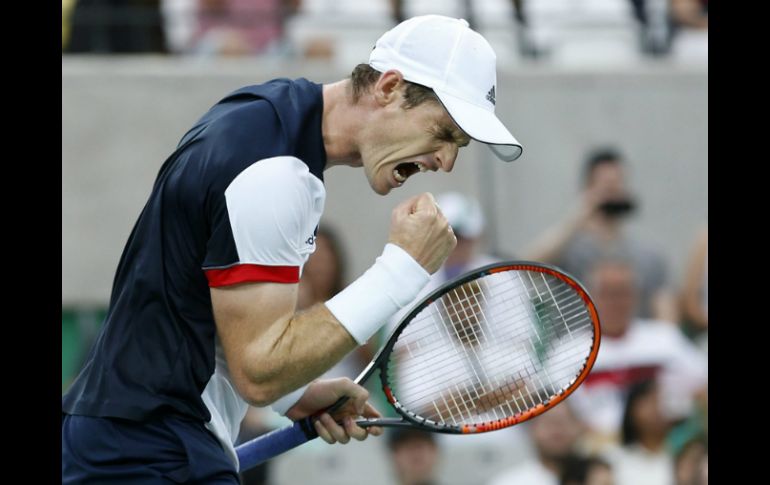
left=486, top=86, right=496, bottom=106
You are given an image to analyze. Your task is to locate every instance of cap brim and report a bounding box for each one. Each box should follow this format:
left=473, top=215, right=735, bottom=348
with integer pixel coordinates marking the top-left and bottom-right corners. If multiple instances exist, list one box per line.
left=434, top=90, right=523, bottom=162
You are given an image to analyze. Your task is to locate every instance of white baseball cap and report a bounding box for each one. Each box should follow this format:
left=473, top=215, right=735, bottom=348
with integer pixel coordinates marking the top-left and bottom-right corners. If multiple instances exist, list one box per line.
left=369, top=15, right=523, bottom=162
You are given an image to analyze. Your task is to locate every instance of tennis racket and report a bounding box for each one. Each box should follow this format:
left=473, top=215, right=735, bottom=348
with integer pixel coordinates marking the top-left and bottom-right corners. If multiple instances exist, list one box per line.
left=236, top=261, right=601, bottom=471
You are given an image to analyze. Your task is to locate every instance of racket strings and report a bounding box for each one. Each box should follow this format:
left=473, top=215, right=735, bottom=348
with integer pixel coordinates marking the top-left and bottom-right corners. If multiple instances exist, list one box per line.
left=392, top=280, right=592, bottom=386
left=391, top=278, right=580, bottom=353
left=393, top=310, right=591, bottom=382
left=390, top=284, right=580, bottom=379
left=386, top=269, right=596, bottom=426
left=397, top=322, right=593, bottom=400
left=392, top=310, right=592, bottom=397
left=396, top=343, right=575, bottom=424
left=412, top=292, right=588, bottom=404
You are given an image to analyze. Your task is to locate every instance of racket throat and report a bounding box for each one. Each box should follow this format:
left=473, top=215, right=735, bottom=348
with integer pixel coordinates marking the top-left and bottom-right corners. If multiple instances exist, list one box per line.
left=355, top=417, right=410, bottom=428
left=353, top=359, right=378, bottom=385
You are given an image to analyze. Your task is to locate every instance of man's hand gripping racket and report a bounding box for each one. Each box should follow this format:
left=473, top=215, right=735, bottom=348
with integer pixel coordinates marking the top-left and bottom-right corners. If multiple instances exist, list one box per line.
left=236, top=260, right=601, bottom=471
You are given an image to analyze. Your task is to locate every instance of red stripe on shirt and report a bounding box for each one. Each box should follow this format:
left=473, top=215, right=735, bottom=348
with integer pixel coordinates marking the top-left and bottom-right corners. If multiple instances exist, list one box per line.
left=205, top=264, right=300, bottom=287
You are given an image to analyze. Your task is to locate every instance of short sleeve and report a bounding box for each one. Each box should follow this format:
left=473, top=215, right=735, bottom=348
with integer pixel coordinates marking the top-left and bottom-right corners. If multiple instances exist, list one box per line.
left=202, top=156, right=325, bottom=287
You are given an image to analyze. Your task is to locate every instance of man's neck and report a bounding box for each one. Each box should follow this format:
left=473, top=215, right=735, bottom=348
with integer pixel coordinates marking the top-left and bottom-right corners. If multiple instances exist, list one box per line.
left=321, top=80, right=364, bottom=168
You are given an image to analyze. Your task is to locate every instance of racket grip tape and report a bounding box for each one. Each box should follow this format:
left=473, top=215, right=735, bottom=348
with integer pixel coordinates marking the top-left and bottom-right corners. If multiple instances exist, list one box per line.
left=235, top=417, right=319, bottom=471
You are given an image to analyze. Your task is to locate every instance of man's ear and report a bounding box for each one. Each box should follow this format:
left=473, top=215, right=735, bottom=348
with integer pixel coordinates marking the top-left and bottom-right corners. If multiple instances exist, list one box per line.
left=373, top=70, right=405, bottom=107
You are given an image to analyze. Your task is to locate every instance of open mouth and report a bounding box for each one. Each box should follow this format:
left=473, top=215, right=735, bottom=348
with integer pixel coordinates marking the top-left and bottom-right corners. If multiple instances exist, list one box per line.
left=393, top=162, right=427, bottom=185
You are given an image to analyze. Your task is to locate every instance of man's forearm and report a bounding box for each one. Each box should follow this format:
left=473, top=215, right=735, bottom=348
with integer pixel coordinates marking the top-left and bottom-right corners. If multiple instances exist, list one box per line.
left=242, top=302, right=357, bottom=405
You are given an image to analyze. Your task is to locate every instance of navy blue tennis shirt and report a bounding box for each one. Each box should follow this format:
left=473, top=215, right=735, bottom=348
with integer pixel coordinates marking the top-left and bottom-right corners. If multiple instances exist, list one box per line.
left=63, top=78, right=328, bottom=423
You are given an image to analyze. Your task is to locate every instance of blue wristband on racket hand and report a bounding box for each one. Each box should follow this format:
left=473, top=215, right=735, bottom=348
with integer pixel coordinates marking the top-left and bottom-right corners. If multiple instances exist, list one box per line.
left=325, top=243, right=430, bottom=344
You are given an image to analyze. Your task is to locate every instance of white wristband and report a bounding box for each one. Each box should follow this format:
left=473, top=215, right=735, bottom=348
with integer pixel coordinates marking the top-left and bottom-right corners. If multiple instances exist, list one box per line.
left=270, top=384, right=310, bottom=416
left=325, top=243, right=430, bottom=344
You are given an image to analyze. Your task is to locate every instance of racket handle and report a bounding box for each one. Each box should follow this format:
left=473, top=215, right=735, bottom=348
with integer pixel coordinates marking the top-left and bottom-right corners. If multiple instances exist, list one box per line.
left=236, top=417, right=318, bottom=471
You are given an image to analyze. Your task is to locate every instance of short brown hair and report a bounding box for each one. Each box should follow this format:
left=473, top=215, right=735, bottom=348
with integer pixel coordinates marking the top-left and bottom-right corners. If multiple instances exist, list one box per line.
left=350, top=63, right=438, bottom=109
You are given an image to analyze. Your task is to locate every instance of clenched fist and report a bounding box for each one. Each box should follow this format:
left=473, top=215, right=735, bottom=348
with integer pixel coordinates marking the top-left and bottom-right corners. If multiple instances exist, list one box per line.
left=388, top=192, right=457, bottom=274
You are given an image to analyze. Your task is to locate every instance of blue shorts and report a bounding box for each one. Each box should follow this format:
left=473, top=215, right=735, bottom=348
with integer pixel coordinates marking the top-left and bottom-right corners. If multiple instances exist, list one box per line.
left=62, top=413, right=239, bottom=484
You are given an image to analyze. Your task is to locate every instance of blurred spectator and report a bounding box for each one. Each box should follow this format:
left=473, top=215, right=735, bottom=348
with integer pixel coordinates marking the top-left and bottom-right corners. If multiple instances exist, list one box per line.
left=299, top=226, right=373, bottom=380
left=697, top=451, right=707, bottom=485
left=488, top=402, right=585, bottom=485
left=673, top=435, right=707, bottom=485
left=297, top=226, right=346, bottom=310
left=666, top=387, right=707, bottom=475
left=624, top=0, right=672, bottom=56
left=524, top=147, right=677, bottom=322
left=568, top=258, right=707, bottom=447
left=671, top=0, right=708, bottom=28
left=669, top=0, right=708, bottom=61
left=390, top=0, right=405, bottom=23
left=66, top=0, right=169, bottom=53
left=189, top=0, right=301, bottom=56
left=604, top=379, right=674, bottom=485
left=680, top=225, right=707, bottom=348
left=162, top=0, right=196, bottom=53
left=514, top=0, right=646, bottom=63
left=391, top=0, right=478, bottom=28
left=560, top=454, right=615, bottom=485
left=387, top=428, right=441, bottom=485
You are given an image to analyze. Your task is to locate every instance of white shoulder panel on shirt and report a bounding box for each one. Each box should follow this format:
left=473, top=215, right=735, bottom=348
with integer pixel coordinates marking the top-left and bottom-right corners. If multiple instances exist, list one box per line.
left=224, top=156, right=326, bottom=268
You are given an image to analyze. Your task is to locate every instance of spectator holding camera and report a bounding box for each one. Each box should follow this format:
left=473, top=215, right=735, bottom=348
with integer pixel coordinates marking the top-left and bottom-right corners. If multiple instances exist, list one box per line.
left=524, top=148, right=677, bottom=323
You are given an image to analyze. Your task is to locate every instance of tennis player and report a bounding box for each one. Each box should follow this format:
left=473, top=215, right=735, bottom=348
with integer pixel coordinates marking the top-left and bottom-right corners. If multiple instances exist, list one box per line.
left=62, top=15, right=522, bottom=483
